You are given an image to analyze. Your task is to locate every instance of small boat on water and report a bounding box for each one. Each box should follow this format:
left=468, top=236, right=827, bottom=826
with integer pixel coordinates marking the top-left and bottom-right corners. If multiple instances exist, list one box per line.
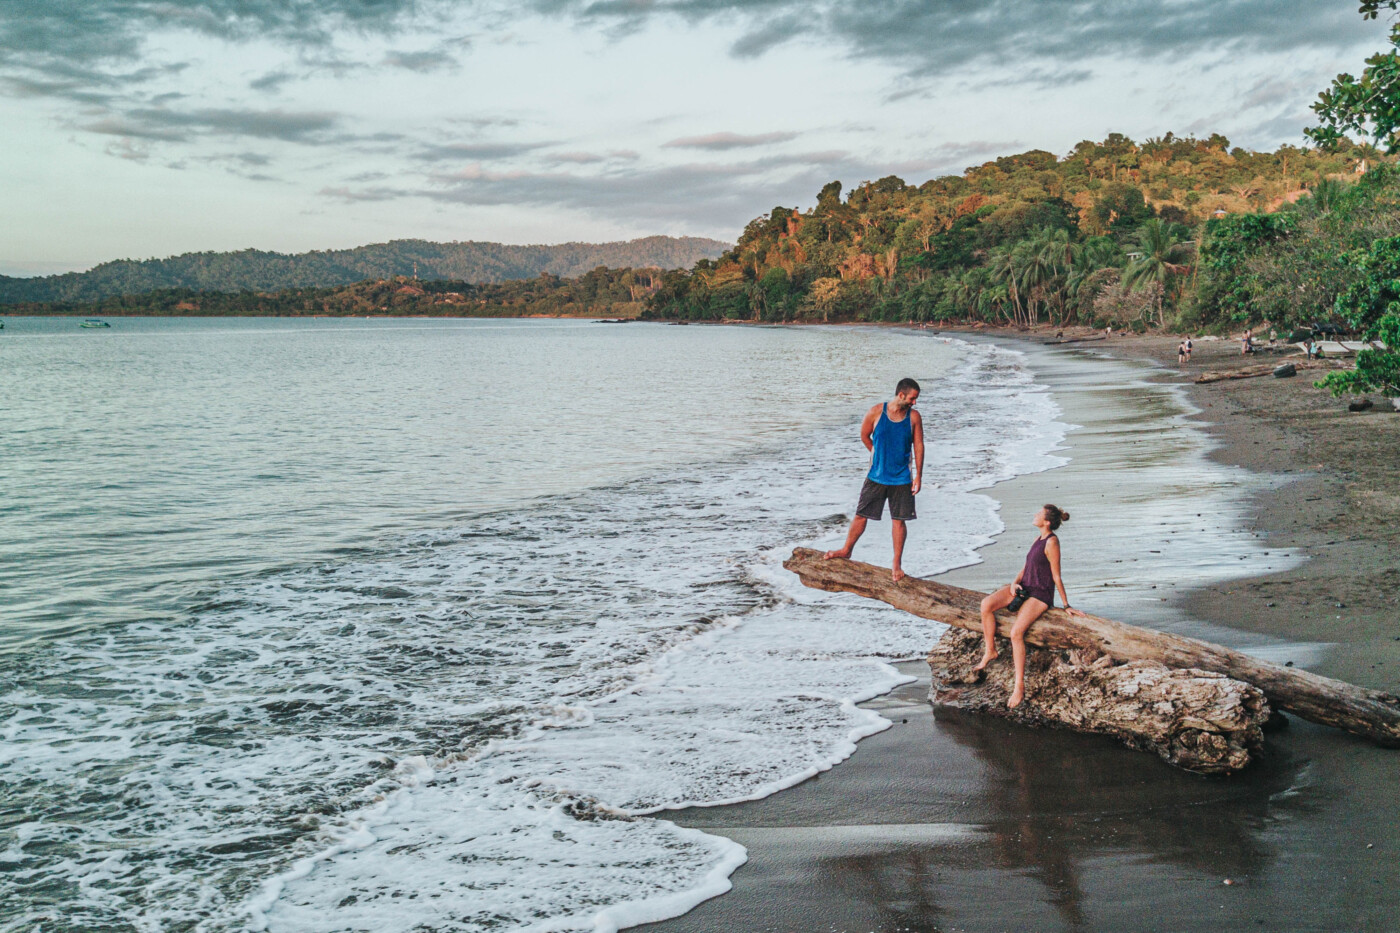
left=79, top=319, right=111, bottom=328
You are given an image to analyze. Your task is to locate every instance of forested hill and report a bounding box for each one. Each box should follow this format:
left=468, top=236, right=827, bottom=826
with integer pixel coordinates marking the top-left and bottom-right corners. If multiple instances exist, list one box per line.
left=0, top=235, right=729, bottom=305
left=642, top=133, right=1384, bottom=329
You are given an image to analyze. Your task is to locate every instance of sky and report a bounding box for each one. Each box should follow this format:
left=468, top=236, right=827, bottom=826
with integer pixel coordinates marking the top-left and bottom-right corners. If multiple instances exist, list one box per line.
left=0, top=1, right=1392, bottom=275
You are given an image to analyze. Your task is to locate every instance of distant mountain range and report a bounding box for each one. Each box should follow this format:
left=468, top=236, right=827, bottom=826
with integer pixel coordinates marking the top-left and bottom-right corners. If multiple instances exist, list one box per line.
left=0, top=236, right=730, bottom=305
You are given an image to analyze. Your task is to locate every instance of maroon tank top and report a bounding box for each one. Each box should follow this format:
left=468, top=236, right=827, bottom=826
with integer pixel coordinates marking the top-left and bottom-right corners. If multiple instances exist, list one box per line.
left=1020, top=534, right=1056, bottom=606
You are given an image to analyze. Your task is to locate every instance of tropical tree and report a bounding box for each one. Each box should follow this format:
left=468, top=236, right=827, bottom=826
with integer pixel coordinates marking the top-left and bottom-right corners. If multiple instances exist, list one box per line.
left=1123, top=219, right=1194, bottom=325
left=1307, top=10, right=1400, bottom=153
left=1317, top=235, right=1400, bottom=397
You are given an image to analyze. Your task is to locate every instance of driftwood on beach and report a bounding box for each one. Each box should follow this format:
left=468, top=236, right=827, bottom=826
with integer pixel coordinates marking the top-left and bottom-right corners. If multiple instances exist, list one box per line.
left=929, top=628, right=1268, bottom=773
left=1045, top=335, right=1107, bottom=345
left=783, top=548, right=1400, bottom=747
left=1193, top=359, right=1326, bottom=383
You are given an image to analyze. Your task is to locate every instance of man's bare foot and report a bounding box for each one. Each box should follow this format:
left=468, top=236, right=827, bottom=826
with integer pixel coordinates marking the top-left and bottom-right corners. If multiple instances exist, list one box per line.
left=822, top=548, right=851, bottom=560
left=891, top=567, right=905, bottom=583
left=1007, top=686, right=1025, bottom=709
left=972, top=651, right=997, bottom=672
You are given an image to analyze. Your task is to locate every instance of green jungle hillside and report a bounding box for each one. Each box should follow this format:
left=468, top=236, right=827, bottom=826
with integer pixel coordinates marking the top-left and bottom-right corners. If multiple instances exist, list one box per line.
left=640, top=133, right=1392, bottom=333
left=0, top=236, right=728, bottom=305
left=8, top=267, right=663, bottom=319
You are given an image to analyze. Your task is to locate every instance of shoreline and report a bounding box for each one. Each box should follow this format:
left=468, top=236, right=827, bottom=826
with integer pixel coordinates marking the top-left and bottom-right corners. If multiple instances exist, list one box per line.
left=640, top=332, right=1400, bottom=932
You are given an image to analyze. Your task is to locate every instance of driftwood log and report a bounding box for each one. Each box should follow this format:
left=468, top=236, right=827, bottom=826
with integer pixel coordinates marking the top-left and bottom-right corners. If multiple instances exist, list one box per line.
left=783, top=548, right=1400, bottom=746
left=1193, top=359, right=1325, bottom=383
left=929, top=628, right=1268, bottom=773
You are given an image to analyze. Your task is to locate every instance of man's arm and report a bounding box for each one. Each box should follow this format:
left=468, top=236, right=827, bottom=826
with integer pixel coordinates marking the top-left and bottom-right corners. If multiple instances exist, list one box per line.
left=860, top=405, right=879, bottom=452
left=910, top=409, right=924, bottom=494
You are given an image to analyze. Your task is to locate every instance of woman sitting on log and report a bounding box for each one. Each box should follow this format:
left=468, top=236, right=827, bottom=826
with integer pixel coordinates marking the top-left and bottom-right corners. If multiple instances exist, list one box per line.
left=974, top=504, right=1084, bottom=708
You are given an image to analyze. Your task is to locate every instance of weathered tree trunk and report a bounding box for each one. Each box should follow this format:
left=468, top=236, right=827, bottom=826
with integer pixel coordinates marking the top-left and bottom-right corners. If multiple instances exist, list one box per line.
left=783, top=548, right=1400, bottom=746
left=928, top=628, right=1268, bottom=773
left=1194, top=361, right=1321, bottom=383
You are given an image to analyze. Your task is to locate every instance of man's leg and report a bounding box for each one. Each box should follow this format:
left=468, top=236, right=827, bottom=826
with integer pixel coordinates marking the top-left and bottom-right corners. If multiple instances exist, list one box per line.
left=824, top=515, right=868, bottom=560
left=890, top=519, right=907, bottom=582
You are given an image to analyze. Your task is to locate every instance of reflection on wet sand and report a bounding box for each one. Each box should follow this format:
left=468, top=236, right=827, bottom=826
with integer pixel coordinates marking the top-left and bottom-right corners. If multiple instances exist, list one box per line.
left=805, top=708, right=1306, bottom=932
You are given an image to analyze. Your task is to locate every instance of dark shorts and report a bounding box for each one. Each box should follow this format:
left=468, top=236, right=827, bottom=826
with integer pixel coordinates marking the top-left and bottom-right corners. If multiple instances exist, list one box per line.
left=1020, top=586, right=1054, bottom=609
left=856, top=478, right=916, bottom=521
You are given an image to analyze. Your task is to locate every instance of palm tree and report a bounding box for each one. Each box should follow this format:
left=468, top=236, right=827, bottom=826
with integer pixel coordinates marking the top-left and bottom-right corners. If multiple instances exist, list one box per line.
left=1124, top=219, right=1194, bottom=325
left=1066, top=236, right=1121, bottom=318
left=987, top=247, right=1026, bottom=326
left=1027, top=227, right=1074, bottom=324
left=1304, top=177, right=1347, bottom=215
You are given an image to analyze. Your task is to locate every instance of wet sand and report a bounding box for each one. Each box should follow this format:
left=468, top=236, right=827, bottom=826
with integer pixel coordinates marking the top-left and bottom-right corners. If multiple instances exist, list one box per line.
left=641, top=335, right=1399, bottom=933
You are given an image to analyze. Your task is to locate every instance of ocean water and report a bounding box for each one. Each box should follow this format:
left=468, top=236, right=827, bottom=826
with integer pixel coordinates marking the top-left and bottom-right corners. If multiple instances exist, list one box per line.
left=0, top=318, right=1069, bottom=932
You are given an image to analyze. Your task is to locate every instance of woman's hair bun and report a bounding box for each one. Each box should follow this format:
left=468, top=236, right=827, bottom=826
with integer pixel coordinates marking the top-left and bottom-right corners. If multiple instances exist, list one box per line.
left=1060, top=510, right=1070, bottom=523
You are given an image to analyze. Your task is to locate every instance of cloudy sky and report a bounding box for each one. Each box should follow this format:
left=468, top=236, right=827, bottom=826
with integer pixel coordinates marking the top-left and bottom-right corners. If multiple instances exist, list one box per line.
left=1, top=1, right=1391, bottom=275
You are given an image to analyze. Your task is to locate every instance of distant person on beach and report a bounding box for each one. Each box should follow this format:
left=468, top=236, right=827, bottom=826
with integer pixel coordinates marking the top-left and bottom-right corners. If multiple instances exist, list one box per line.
left=1242, top=329, right=1254, bottom=355
left=1185, top=336, right=1193, bottom=361
left=823, top=378, right=924, bottom=582
left=1177, top=340, right=1187, bottom=366
left=974, top=504, right=1083, bottom=708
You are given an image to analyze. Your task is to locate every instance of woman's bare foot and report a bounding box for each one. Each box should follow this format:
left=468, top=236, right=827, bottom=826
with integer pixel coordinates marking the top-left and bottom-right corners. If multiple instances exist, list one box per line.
left=1007, top=686, right=1025, bottom=709
left=891, top=566, right=905, bottom=582
left=972, top=650, right=998, bottom=672
left=822, top=547, right=851, bottom=560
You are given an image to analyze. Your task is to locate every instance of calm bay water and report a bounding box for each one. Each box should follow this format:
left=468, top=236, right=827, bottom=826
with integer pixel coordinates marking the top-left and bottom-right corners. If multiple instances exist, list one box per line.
left=0, top=318, right=1067, bottom=932
left=3, top=317, right=965, bottom=648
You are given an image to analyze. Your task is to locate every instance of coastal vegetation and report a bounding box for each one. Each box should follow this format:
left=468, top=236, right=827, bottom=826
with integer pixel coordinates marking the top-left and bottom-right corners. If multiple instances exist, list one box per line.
left=0, top=236, right=727, bottom=305
left=639, top=135, right=1386, bottom=330
left=7, top=267, right=664, bottom=318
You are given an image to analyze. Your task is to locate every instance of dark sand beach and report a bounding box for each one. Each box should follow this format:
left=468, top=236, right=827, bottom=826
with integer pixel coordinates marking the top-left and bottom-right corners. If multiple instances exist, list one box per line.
left=644, top=333, right=1400, bottom=933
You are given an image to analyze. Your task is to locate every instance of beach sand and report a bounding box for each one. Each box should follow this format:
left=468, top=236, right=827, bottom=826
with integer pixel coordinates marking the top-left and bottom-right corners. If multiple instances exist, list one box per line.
left=641, top=333, right=1399, bottom=933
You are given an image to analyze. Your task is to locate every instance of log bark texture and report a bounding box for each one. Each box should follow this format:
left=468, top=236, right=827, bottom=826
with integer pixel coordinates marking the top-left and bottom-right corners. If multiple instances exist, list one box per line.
left=783, top=548, right=1400, bottom=746
left=928, top=628, right=1268, bottom=773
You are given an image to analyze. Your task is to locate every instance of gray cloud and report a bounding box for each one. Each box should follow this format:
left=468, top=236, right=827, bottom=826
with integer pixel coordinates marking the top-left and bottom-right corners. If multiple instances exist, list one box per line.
left=250, top=70, right=294, bottom=92
left=540, top=0, right=1387, bottom=79
left=728, top=13, right=804, bottom=57
left=664, top=131, right=799, bottom=150
left=546, top=151, right=606, bottom=163
left=0, top=1, right=429, bottom=67
left=320, top=185, right=412, bottom=202
left=84, top=107, right=339, bottom=143
left=414, top=141, right=554, bottom=161
left=446, top=116, right=523, bottom=129
left=382, top=48, right=459, bottom=72
left=0, top=1, right=434, bottom=122
left=542, top=149, right=643, bottom=164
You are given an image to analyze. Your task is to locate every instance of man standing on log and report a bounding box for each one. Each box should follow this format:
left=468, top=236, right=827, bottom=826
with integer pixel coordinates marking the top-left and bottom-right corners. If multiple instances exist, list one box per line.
left=823, top=378, right=924, bottom=582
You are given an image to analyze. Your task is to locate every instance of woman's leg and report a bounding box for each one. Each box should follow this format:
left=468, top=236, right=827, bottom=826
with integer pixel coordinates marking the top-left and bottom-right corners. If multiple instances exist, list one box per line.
left=1007, top=597, right=1050, bottom=708
left=975, top=585, right=1016, bottom=671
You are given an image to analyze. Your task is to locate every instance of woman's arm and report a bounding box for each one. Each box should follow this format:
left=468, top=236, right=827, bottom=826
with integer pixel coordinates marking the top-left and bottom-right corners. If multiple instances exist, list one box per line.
left=1045, top=537, right=1082, bottom=615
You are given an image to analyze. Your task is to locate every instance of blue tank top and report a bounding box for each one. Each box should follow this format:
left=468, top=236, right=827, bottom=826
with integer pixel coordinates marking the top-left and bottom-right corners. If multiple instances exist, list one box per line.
left=868, top=403, right=914, bottom=485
